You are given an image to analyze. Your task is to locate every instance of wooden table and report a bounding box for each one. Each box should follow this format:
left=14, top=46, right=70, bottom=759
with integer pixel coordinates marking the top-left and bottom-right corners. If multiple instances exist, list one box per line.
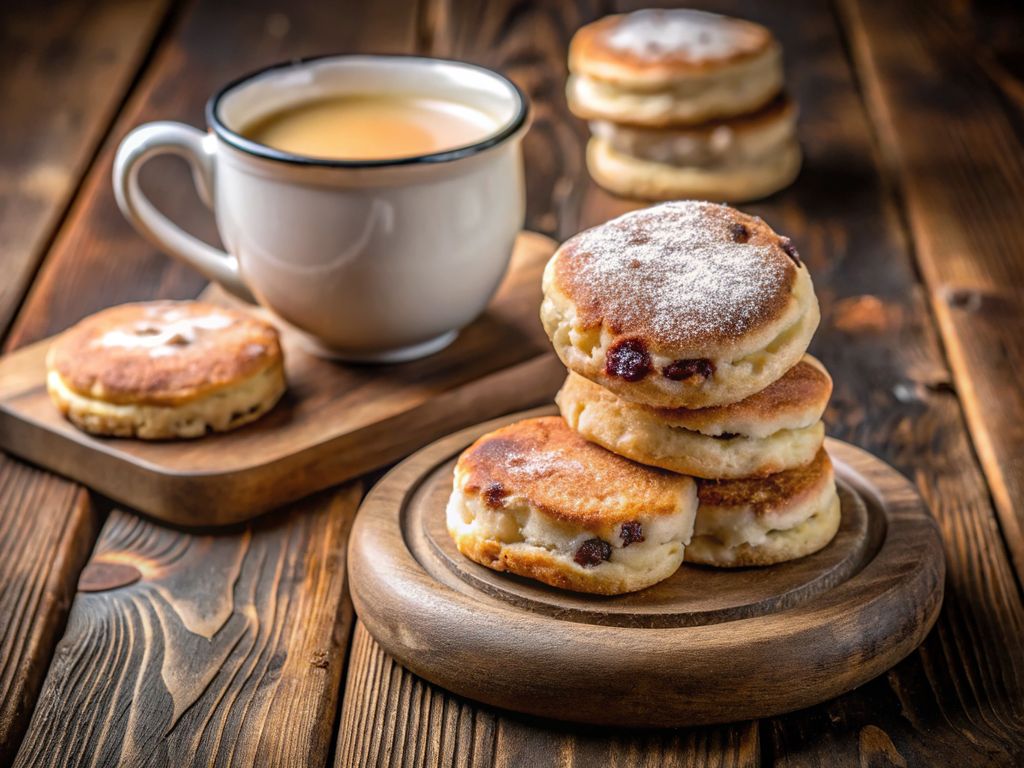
left=2, top=0, right=1022, bottom=765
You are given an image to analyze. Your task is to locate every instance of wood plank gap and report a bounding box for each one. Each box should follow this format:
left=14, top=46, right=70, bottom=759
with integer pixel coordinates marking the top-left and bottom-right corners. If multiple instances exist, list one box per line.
left=322, top=571, right=359, bottom=768
left=414, top=0, right=446, bottom=55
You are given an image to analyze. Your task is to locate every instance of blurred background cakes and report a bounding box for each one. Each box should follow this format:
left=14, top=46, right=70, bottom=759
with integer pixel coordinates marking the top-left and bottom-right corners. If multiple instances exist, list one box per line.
left=568, top=8, right=801, bottom=201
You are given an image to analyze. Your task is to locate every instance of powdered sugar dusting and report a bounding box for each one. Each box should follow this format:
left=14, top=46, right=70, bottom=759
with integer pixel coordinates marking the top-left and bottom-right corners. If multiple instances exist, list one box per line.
left=605, top=9, right=760, bottom=61
left=504, top=449, right=586, bottom=480
left=559, top=201, right=792, bottom=347
left=96, top=311, right=235, bottom=357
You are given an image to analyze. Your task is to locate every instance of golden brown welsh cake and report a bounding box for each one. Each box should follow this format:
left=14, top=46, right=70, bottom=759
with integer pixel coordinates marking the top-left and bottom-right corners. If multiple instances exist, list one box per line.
left=567, top=9, right=783, bottom=126
left=586, top=98, right=801, bottom=202
left=557, top=356, right=831, bottom=478
left=447, top=416, right=698, bottom=594
left=688, top=448, right=841, bottom=567
left=586, top=127, right=800, bottom=203
left=541, top=201, right=819, bottom=408
left=46, top=300, right=286, bottom=439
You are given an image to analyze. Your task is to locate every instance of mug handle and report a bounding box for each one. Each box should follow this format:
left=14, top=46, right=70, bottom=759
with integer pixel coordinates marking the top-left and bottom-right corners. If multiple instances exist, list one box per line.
left=113, top=122, right=255, bottom=303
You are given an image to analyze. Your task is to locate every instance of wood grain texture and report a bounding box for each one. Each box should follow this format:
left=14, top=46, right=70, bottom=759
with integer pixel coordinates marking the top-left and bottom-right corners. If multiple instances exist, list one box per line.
left=0, top=457, right=97, bottom=765
left=0, top=0, right=172, bottom=338
left=838, top=0, right=1024, bottom=588
left=930, top=0, right=1024, bottom=107
left=0, top=234, right=563, bottom=524
left=338, top=621, right=762, bottom=768
left=12, top=483, right=360, bottom=767
left=348, top=412, right=943, bottom=727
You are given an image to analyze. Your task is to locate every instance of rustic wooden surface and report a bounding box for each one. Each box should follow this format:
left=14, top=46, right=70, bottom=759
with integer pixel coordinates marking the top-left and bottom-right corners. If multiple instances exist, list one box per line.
left=13, top=485, right=361, bottom=768
left=338, top=620, right=764, bottom=768
left=0, top=233, right=561, bottom=524
left=0, top=458, right=96, bottom=766
left=0, top=0, right=1022, bottom=765
left=838, top=0, right=1024, bottom=586
left=348, top=415, right=944, bottom=726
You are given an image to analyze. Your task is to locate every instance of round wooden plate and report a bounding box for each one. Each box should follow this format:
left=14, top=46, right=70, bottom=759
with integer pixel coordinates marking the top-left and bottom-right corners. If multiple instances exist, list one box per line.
left=348, top=406, right=945, bottom=727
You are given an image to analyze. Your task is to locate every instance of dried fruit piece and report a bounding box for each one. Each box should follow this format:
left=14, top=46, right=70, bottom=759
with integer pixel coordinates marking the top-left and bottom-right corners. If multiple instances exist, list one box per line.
left=574, top=538, right=612, bottom=567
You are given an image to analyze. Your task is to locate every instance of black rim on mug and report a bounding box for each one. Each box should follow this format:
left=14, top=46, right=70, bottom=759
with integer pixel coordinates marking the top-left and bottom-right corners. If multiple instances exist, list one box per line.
left=206, top=53, right=530, bottom=169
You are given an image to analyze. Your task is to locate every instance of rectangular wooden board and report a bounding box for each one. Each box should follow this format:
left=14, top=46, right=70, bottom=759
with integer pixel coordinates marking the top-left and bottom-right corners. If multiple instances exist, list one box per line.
left=0, top=232, right=563, bottom=526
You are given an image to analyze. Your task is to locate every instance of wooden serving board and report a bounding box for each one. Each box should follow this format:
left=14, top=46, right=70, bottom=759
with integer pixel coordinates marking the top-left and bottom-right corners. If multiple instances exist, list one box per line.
left=348, top=406, right=947, bottom=727
left=0, top=233, right=564, bottom=526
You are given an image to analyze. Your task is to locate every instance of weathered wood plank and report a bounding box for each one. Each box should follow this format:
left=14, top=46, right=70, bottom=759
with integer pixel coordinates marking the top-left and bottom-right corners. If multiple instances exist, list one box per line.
left=0, top=457, right=98, bottom=765
left=0, top=0, right=172, bottom=339
left=12, top=484, right=360, bottom=767
left=930, top=0, right=1024, bottom=107
left=0, top=4, right=166, bottom=753
left=838, top=0, right=1024, bottom=590
left=337, top=621, right=761, bottom=768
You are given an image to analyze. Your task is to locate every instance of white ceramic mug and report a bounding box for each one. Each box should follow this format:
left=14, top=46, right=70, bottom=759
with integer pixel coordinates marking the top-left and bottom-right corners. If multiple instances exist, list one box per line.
left=113, top=55, right=529, bottom=362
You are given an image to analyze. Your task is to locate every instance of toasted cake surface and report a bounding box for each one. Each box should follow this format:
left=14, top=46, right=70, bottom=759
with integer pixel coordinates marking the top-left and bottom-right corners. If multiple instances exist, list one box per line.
left=541, top=202, right=818, bottom=408
left=47, top=301, right=283, bottom=406
left=698, top=448, right=833, bottom=513
left=567, top=9, right=784, bottom=126
left=687, top=448, right=840, bottom=566
left=449, top=416, right=698, bottom=595
left=586, top=135, right=801, bottom=203
left=653, top=356, right=831, bottom=435
left=687, top=491, right=840, bottom=567
left=47, top=364, right=286, bottom=439
left=556, top=366, right=826, bottom=479
left=590, top=92, right=795, bottom=148
left=456, top=416, right=693, bottom=528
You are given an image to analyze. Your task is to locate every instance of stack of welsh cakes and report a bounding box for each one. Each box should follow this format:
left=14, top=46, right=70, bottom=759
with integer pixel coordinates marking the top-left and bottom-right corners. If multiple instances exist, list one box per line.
left=567, top=9, right=800, bottom=202
left=549, top=199, right=838, bottom=570
left=447, top=201, right=839, bottom=595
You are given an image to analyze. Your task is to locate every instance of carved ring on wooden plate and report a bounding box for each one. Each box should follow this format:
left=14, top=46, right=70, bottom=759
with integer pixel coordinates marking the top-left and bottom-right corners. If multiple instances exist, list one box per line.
left=348, top=406, right=945, bottom=727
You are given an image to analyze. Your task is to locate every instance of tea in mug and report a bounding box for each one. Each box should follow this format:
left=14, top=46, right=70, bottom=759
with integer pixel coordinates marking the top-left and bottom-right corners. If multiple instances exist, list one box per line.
left=240, top=94, right=497, bottom=161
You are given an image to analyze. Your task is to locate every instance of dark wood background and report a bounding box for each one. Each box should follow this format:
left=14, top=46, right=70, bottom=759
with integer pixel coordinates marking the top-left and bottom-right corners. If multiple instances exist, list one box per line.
left=1, top=0, right=1022, bottom=765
